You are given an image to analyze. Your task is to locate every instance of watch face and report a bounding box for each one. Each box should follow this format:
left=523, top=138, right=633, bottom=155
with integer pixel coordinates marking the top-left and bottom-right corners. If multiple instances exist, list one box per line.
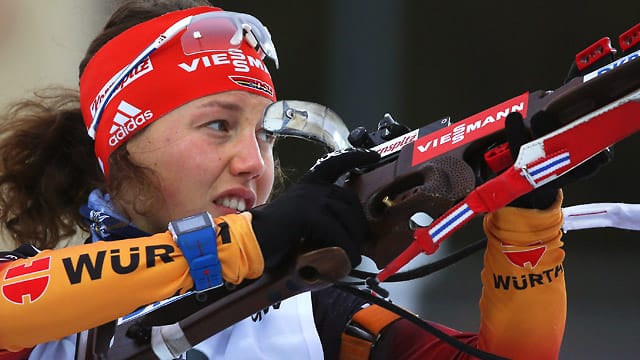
left=173, top=213, right=211, bottom=233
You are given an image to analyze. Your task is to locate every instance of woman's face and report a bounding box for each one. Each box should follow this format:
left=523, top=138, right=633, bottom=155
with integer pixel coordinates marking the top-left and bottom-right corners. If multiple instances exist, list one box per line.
left=124, top=90, right=275, bottom=232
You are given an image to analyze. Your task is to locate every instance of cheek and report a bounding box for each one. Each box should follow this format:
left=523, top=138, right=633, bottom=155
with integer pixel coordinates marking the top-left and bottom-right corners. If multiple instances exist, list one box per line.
left=164, top=148, right=221, bottom=189
left=136, top=140, right=223, bottom=215
left=256, top=155, right=275, bottom=205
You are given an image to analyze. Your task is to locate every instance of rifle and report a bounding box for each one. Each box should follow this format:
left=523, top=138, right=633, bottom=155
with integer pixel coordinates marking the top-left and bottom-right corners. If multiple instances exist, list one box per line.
left=78, top=23, right=640, bottom=359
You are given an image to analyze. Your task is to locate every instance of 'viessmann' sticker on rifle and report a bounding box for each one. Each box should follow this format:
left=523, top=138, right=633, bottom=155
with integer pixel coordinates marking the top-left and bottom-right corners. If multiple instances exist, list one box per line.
left=411, top=93, right=529, bottom=167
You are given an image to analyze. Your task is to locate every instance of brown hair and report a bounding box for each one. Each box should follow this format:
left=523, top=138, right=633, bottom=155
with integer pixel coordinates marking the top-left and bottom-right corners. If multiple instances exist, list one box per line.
left=0, top=88, right=101, bottom=249
left=0, top=0, right=288, bottom=249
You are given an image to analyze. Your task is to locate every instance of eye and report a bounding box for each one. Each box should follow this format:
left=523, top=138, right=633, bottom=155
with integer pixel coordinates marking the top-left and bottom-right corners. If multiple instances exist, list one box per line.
left=256, top=128, right=277, bottom=145
left=205, top=120, right=229, bottom=132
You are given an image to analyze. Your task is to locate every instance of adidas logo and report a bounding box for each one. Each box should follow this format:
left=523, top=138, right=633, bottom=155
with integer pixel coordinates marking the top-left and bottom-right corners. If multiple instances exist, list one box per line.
left=108, top=100, right=154, bottom=147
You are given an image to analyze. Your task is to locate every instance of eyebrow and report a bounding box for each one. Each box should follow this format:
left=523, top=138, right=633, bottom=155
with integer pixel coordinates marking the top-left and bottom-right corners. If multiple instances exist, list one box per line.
left=198, top=99, right=244, bottom=112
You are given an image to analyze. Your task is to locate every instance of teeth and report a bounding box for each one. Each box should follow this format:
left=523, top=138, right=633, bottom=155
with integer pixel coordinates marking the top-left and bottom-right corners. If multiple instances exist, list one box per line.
left=216, top=197, right=246, bottom=212
left=229, top=198, right=238, bottom=210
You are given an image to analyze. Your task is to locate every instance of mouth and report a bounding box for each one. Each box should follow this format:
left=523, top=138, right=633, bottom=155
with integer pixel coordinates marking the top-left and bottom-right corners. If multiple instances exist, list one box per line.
left=214, top=196, right=250, bottom=212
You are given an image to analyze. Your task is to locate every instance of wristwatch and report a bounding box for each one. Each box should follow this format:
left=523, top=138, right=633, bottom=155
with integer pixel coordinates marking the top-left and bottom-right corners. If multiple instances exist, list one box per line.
left=168, top=212, right=223, bottom=291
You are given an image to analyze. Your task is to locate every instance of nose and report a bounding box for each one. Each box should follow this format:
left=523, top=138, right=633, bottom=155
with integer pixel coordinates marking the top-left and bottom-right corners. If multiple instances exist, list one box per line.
left=229, top=131, right=266, bottom=179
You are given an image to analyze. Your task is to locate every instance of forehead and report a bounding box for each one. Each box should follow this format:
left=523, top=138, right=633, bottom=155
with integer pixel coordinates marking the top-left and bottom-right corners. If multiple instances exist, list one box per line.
left=179, top=90, right=272, bottom=114
left=194, top=91, right=272, bottom=110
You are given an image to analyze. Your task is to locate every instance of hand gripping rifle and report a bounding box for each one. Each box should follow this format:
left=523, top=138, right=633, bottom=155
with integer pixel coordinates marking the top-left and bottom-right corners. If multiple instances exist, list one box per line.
left=77, top=23, right=640, bottom=360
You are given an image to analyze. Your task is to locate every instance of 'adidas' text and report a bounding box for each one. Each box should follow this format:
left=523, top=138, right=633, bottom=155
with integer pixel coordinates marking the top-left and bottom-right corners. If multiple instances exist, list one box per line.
left=109, top=100, right=153, bottom=147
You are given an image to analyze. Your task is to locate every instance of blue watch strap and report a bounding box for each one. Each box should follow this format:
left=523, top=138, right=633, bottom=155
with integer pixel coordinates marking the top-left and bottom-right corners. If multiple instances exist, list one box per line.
left=169, top=212, right=223, bottom=291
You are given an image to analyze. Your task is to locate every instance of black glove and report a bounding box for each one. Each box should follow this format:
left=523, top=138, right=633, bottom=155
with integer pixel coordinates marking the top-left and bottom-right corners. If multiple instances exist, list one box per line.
left=249, top=148, right=380, bottom=269
left=505, top=111, right=613, bottom=209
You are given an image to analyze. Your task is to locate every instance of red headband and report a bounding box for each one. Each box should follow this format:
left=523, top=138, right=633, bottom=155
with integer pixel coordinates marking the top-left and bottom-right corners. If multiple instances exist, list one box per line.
left=79, top=7, right=277, bottom=175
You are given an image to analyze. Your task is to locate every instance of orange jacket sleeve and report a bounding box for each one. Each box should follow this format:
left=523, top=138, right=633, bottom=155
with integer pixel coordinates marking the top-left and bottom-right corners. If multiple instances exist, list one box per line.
left=0, top=212, right=263, bottom=352
left=477, top=192, right=566, bottom=359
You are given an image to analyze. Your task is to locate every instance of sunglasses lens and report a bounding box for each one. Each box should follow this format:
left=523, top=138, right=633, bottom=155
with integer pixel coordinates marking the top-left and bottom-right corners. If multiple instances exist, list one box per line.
left=181, top=16, right=238, bottom=55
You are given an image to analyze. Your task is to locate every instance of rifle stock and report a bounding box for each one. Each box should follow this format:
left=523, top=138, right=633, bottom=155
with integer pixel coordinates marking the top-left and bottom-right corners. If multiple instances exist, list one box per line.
left=82, top=248, right=350, bottom=359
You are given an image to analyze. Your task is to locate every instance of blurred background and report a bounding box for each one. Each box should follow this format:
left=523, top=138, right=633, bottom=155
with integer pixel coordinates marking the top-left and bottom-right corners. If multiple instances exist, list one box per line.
left=1, top=0, right=639, bottom=358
